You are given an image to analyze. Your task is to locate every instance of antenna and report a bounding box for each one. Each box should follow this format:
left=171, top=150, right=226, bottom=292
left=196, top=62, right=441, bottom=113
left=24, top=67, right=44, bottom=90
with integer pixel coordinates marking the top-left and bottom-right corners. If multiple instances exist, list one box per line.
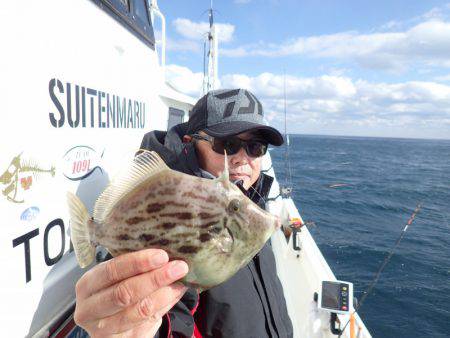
left=203, top=0, right=219, bottom=93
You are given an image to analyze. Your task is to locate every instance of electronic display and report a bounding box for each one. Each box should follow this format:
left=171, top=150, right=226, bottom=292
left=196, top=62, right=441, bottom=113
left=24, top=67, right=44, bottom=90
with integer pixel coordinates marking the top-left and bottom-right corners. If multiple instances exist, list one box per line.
left=322, top=281, right=340, bottom=309
left=317, top=280, right=353, bottom=314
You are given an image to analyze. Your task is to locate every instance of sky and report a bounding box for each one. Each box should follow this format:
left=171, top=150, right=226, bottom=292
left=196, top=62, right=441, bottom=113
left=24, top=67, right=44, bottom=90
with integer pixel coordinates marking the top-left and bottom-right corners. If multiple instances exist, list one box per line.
left=156, top=0, right=450, bottom=139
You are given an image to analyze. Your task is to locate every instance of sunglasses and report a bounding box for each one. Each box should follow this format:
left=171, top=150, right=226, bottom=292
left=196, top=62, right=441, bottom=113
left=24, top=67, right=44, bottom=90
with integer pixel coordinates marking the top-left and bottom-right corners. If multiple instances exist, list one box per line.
left=191, top=134, right=268, bottom=158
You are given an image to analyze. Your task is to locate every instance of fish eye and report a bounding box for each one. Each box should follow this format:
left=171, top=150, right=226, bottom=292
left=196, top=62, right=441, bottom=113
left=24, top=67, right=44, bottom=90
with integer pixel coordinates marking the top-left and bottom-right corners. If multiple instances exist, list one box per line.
left=228, top=199, right=241, bottom=213
left=210, top=226, right=222, bottom=234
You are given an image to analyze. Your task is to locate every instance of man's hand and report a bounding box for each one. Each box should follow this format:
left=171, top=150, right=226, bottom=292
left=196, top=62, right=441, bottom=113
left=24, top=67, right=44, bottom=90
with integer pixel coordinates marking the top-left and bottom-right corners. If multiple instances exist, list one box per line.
left=74, top=249, right=188, bottom=337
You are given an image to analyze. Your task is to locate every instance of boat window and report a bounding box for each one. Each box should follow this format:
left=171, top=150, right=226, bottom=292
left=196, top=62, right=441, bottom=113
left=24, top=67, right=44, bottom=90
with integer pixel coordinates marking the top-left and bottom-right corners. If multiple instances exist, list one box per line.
left=133, top=0, right=150, bottom=25
left=118, top=0, right=130, bottom=10
left=92, top=0, right=155, bottom=49
left=168, top=107, right=185, bottom=129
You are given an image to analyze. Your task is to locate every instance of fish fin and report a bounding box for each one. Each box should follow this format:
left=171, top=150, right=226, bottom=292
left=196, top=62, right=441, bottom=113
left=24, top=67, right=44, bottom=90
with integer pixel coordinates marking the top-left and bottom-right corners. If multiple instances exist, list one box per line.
left=93, top=151, right=169, bottom=223
left=67, top=192, right=95, bottom=268
left=216, top=150, right=230, bottom=188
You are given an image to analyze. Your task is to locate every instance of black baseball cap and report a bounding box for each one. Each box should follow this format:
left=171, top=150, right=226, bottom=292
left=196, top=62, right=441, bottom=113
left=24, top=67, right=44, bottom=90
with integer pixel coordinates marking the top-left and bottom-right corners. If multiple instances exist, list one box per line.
left=186, top=89, right=284, bottom=146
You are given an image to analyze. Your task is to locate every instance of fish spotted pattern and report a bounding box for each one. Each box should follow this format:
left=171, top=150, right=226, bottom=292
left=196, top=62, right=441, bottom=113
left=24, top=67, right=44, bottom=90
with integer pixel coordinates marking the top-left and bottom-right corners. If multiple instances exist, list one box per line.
left=67, top=151, right=279, bottom=290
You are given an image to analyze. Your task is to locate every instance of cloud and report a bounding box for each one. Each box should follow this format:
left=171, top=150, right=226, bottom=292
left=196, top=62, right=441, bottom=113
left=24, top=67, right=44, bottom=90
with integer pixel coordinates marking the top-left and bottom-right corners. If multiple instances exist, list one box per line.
left=173, top=18, right=235, bottom=43
left=165, top=64, right=204, bottom=97
left=421, top=3, right=450, bottom=21
left=165, top=66, right=450, bottom=126
left=222, top=73, right=357, bottom=99
left=165, top=36, right=201, bottom=53
left=164, top=64, right=450, bottom=138
left=434, top=73, right=450, bottom=82
left=221, top=19, right=450, bottom=72
left=379, top=20, right=403, bottom=31
left=220, top=72, right=450, bottom=137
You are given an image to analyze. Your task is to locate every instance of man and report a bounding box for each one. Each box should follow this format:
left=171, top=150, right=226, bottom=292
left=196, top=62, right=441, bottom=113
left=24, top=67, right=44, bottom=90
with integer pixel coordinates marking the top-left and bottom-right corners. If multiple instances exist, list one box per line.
left=74, top=89, right=293, bottom=337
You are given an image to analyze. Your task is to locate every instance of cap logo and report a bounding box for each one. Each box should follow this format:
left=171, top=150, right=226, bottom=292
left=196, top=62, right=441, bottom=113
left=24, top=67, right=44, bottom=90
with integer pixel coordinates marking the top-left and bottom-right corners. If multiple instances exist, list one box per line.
left=213, top=89, right=263, bottom=119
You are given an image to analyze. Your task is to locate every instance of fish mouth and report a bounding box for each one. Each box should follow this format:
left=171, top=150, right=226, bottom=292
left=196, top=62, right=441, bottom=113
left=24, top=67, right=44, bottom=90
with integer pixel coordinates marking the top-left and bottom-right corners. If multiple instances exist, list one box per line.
left=216, top=225, right=234, bottom=254
left=225, top=225, right=234, bottom=243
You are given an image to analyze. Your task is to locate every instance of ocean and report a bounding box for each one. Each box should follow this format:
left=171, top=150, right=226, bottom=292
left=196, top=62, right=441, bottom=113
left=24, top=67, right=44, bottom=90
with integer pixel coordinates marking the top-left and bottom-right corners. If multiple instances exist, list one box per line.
left=270, top=135, right=450, bottom=338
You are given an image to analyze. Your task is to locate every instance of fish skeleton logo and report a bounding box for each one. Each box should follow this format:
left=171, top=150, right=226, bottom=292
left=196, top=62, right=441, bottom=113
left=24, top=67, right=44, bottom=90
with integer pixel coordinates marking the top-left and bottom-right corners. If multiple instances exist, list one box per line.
left=0, top=153, right=55, bottom=203
left=63, top=145, right=104, bottom=181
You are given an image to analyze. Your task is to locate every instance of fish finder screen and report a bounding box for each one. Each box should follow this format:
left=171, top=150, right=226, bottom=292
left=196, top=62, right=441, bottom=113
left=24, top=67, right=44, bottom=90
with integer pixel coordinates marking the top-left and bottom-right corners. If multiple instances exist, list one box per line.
left=322, top=281, right=340, bottom=309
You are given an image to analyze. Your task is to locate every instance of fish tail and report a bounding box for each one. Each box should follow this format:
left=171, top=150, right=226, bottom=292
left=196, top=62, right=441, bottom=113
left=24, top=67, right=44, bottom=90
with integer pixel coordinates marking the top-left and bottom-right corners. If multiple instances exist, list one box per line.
left=67, top=192, right=96, bottom=268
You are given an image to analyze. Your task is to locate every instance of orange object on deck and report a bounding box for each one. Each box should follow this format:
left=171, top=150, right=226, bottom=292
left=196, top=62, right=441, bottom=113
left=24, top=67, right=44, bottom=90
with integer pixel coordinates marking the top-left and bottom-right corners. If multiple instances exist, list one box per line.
left=350, top=313, right=356, bottom=338
left=289, top=217, right=303, bottom=228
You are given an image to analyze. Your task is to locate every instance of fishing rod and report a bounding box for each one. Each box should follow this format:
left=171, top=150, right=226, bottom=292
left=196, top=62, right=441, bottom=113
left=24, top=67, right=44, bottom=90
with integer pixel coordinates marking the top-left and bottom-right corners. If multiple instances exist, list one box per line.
left=281, top=70, right=293, bottom=198
left=339, top=202, right=422, bottom=336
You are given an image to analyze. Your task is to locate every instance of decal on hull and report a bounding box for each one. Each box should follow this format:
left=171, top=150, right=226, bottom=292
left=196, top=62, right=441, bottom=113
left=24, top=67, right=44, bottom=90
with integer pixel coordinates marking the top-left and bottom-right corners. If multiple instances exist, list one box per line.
left=0, top=153, right=55, bottom=203
left=62, top=145, right=104, bottom=181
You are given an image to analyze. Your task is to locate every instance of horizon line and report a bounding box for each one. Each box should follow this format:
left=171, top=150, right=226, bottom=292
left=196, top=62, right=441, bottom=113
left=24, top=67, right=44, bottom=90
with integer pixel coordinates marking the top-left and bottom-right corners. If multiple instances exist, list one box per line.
left=283, top=133, right=450, bottom=142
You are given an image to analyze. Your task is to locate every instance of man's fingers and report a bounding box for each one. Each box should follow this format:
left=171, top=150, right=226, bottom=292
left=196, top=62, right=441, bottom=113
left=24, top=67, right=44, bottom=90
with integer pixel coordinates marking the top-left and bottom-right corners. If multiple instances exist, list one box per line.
left=76, top=249, right=169, bottom=299
left=92, top=283, right=187, bottom=335
left=76, top=260, right=189, bottom=321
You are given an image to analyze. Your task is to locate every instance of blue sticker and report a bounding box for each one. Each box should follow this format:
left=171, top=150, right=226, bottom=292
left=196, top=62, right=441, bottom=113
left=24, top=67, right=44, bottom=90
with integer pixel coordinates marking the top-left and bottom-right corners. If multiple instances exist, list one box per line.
left=20, top=206, right=40, bottom=221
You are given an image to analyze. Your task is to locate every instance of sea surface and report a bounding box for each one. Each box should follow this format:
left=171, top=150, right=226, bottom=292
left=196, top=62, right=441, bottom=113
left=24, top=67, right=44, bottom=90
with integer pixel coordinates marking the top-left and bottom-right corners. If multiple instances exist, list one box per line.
left=270, top=135, right=450, bottom=338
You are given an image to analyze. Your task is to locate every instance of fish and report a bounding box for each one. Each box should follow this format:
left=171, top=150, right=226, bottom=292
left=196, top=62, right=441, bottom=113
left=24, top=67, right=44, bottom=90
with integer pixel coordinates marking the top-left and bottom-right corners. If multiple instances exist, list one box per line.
left=67, top=150, right=280, bottom=290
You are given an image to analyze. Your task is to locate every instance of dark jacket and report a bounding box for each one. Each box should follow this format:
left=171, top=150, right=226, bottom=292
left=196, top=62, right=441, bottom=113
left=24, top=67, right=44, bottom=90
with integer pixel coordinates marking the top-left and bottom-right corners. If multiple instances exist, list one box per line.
left=140, top=123, right=293, bottom=338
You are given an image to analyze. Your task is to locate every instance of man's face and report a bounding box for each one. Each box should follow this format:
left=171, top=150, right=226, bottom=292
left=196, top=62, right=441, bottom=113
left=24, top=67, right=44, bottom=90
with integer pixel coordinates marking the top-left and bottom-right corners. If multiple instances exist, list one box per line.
left=191, top=131, right=263, bottom=190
